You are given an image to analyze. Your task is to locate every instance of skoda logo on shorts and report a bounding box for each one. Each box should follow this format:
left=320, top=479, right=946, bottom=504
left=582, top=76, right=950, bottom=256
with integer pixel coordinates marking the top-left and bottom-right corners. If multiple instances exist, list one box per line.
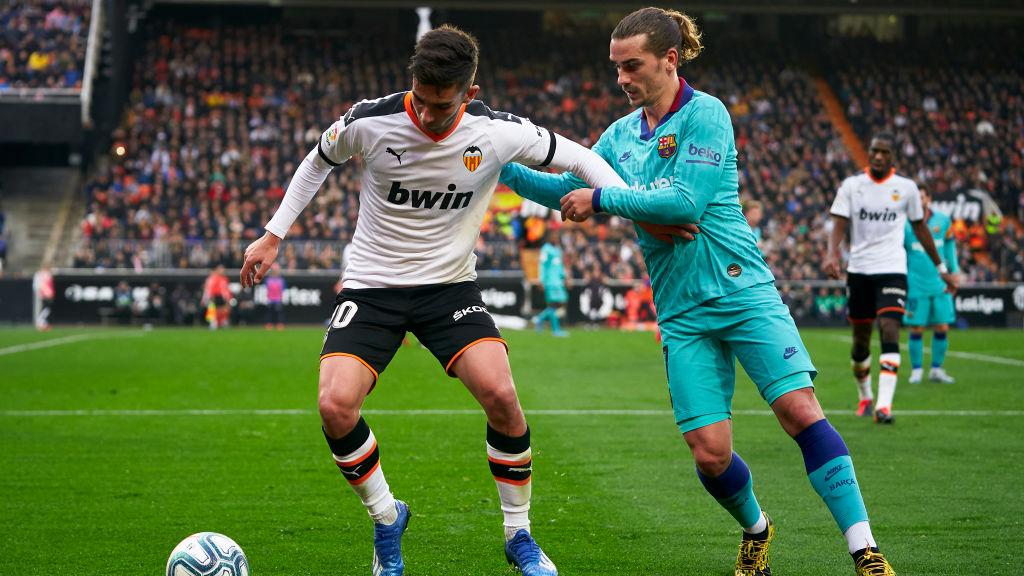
left=727, top=263, right=742, bottom=278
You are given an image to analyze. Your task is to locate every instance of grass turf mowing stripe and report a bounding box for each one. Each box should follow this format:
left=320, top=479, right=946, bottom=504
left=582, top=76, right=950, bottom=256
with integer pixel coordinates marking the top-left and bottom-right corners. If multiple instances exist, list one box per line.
left=0, top=331, right=146, bottom=356
left=2, top=408, right=1023, bottom=417
left=827, top=334, right=1024, bottom=366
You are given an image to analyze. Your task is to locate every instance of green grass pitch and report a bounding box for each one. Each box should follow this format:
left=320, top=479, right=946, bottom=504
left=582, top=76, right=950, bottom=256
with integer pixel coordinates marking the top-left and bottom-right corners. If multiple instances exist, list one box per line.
left=1, top=326, right=1022, bottom=575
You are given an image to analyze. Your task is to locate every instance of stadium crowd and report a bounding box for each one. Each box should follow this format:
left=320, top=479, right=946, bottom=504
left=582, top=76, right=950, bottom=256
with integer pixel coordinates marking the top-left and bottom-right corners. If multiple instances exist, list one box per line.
left=67, top=15, right=1022, bottom=309
left=0, top=0, right=91, bottom=90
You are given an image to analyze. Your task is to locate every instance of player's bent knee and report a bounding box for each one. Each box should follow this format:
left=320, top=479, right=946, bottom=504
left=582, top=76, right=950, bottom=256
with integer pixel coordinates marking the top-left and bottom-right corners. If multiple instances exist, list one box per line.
left=692, top=445, right=732, bottom=477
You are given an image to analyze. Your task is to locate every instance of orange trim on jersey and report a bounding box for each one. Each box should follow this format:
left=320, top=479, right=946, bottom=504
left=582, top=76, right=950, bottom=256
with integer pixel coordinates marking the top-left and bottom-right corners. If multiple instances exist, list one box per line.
left=445, top=337, right=509, bottom=375
left=493, top=476, right=531, bottom=486
left=847, top=316, right=875, bottom=324
left=880, top=370, right=898, bottom=376
left=876, top=306, right=906, bottom=315
left=488, top=456, right=531, bottom=467
left=320, top=352, right=379, bottom=381
left=864, top=167, right=896, bottom=184
left=346, top=461, right=381, bottom=486
left=334, top=440, right=378, bottom=467
left=404, top=91, right=467, bottom=142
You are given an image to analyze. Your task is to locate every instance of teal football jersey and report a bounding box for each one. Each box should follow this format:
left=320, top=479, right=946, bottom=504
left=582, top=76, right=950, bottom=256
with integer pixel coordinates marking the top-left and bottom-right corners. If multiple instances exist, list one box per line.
left=501, top=80, right=773, bottom=320
left=539, top=242, right=565, bottom=288
left=904, top=210, right=959, bottom=297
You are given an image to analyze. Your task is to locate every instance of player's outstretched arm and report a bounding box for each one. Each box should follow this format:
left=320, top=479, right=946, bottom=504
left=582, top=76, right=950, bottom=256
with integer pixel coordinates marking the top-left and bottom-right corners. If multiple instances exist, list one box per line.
left=500, top=162, right=582, bottom=211
left=911, top=219, right=958, bottom=292
left=242, top=146, right=336, bottom=287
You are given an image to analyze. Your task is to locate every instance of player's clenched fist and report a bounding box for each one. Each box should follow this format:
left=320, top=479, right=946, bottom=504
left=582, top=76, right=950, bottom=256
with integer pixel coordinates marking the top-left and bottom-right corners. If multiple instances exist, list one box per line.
left=560, top=188, right=596, bottom=222
left=240, top=231, right=281, bottom=287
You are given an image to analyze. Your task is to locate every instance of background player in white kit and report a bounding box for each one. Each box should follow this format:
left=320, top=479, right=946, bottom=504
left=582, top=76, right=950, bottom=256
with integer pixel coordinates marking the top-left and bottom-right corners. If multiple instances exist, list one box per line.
left=239, top=25, right=635, bottom=576
left=825, top=132, right=957, bottom=424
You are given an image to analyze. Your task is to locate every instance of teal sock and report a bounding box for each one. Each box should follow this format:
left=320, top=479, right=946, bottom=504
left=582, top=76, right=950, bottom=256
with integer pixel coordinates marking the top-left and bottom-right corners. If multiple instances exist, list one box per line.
left=931, top=331, right=948, bottom=368
left=908, top=332, right=924, bottom=370
left=697, top=452, right=763, bottom=529
left=795, top=420, right=869, bottom=532
left=549, top=309, right=562, bottom=333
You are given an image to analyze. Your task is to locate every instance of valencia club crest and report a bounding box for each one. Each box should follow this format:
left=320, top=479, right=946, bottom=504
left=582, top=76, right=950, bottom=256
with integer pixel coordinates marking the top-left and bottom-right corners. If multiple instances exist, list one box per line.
left=463, top=146, right=483, bottom=172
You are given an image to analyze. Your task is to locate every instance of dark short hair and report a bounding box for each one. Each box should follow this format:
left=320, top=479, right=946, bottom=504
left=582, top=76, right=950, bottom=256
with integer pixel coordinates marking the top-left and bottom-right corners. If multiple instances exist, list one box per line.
left=408, top=25, right=479, bottom=90
left=871, top=131, right=895, bottom=146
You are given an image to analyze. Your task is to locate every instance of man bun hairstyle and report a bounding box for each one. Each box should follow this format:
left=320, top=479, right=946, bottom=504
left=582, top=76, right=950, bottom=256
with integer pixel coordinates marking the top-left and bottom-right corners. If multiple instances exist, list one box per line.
left=408, top=24, right=479, bottom=90
left=612, top=7, right=703, bottom=65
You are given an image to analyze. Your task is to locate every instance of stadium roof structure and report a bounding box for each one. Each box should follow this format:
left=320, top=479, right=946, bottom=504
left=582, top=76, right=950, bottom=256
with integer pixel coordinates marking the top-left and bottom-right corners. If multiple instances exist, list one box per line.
left=154, top=0, right=1024, bottom=17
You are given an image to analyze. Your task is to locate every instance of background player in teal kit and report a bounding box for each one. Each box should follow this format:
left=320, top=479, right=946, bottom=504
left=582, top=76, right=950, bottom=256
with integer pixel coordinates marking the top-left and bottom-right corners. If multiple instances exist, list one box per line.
left=501, top=7, right=895, bottom=575
left=904, top=185, right=959, bottom=384
left=533, top=229, right=569, bottom=337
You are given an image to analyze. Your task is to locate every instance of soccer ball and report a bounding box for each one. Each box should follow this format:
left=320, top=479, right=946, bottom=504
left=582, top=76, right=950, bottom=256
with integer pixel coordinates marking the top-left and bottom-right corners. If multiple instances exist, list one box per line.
left=166, top=532, right=249, bottom=576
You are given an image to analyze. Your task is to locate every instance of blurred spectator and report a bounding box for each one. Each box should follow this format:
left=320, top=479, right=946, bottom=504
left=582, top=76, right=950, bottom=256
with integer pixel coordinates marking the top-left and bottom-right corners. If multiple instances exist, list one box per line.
left=264, top=264, right=286, bottom=330
left=33, top=265, right=54, bottom=329
left=0, top=0, right=91, bottom=90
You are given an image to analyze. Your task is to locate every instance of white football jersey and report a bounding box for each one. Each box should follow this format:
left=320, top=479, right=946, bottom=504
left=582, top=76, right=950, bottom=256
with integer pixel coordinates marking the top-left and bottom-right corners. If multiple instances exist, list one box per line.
left=266, top=91, right=625, bottom=288
left=830, top=168, right=923, bottom=275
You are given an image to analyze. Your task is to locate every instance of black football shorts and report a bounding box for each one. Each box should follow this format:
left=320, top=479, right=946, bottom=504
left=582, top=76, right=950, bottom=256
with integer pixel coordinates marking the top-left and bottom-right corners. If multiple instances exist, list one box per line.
left=320, top=281, right=505, bottom=380
left=846, top=273, right=907, bottom=323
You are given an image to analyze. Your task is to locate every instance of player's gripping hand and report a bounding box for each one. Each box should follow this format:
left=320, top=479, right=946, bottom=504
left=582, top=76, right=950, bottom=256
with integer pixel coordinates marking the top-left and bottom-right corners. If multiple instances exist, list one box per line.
left=560, top=188, right=699, bottom=243
left=941, top=272, right=959, bottom=295
left=560, top=188, right=597, bottom=222
left=240, top=231, right=281, bottom=287
left=824, top=252, right=843, bottom=279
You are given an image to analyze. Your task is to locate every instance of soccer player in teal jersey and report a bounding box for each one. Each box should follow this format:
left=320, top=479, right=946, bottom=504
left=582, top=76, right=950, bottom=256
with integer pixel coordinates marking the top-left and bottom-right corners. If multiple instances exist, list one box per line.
left=903, top=185, right=959, bottom=384
left=534, top=229, right=569, bottom=337
left=500, top=7, right=895, bottom=575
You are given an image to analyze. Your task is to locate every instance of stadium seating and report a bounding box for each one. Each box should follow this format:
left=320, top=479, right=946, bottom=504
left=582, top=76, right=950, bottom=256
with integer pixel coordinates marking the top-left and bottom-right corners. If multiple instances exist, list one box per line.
left=68, top=16, right=1021, bottom=287
left=0, top=0, right=91, bottom=90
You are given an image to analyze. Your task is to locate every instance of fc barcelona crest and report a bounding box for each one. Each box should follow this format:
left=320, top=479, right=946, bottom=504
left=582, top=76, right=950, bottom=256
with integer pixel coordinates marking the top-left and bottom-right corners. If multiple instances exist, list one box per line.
left=463, top=146, right=483, bottom=172
left=658, top=134, right=677, bottom=158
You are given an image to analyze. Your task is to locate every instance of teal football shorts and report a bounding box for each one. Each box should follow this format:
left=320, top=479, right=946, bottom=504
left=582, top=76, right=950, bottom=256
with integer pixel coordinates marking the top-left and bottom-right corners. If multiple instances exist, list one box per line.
left=544, top=284, right=568, bottom=304
left=660, top=282, right=817, bottom=433
left=903, top=293, right=956, bottom=327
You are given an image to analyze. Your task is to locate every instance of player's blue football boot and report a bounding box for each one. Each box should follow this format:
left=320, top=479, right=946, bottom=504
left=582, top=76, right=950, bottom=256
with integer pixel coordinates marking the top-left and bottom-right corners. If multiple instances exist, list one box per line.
left=505, top=529, right=558, bottom=575
left=372, top=500, right=410, bottom=576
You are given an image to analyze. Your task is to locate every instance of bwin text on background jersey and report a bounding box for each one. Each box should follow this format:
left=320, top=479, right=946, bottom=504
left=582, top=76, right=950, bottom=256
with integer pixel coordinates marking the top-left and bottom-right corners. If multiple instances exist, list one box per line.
left=501, top=79, right=773, bottom=321
left=830, top=168, right=924, bottom=275
left=266, top=91, right=626, bottom=288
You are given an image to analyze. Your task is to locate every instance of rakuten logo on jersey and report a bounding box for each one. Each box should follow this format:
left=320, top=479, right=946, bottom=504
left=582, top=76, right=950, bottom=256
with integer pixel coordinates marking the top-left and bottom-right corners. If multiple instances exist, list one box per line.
left=453, top=305, right=489, bottom=321
left=858, top=207, right=899, bottom=222
left=388, top=181, right=474, bottom=210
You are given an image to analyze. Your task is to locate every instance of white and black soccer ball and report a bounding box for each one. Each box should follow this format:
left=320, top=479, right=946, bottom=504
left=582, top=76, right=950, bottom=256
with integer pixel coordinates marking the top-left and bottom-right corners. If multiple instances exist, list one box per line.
left=166, top=532, right=249, bottom=576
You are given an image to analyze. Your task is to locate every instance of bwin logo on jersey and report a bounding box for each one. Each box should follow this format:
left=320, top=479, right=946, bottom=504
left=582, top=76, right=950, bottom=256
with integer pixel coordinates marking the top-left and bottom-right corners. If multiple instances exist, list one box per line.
left=858, top=207, right=899, bottom=222
left=388, top=181, right=474, bottom=210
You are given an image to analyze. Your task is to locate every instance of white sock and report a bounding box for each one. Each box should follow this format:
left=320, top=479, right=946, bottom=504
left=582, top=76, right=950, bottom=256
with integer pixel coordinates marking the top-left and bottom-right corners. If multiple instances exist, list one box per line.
left=743, top=511, right=768, bottom=535
left=488, top=441, right=532, bottom=541
left=331, top=427, right=398, bottom=525
left=844, top=520, right=877, bottom=554
left=852, top=356, right=873, bottom=401
left=876, top=352, right=900, bottom=410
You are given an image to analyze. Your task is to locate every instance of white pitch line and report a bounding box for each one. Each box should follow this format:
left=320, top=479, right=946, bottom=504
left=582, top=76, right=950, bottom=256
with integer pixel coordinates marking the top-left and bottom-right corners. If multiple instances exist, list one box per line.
left=0, top=332, right=146, bottom=357
left=1, top=408, right=1022, bottom=417
left=827, top=335, right=1024, bottom=367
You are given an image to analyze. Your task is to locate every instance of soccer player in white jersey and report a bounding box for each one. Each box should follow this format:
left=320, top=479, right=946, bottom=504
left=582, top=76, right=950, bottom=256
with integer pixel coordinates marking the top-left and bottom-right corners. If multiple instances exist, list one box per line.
left=239, top=25, right=633, bottom=576
left=825, top=132, right=957, bottom=424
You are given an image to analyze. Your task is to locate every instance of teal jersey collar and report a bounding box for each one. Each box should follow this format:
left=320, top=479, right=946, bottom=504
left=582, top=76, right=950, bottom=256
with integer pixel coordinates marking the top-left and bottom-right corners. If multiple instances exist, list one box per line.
left=639, top=76, right=695, bottom=141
